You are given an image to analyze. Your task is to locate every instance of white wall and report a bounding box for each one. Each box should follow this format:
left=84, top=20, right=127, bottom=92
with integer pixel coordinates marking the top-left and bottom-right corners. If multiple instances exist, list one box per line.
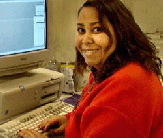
left=121, top=0, right=163, bottom=33
left=122, top=0, right=163, bottom=74
left=47, top=0, right=85, bottom=63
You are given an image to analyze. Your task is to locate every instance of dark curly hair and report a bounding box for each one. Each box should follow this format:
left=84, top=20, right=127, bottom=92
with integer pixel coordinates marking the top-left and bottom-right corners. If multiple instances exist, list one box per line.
left=75, top=0, right=162, bottom=83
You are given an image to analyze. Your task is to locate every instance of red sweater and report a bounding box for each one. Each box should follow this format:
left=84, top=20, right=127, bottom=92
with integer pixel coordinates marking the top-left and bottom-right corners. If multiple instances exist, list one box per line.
left=65, top=63, right=163, bottom=138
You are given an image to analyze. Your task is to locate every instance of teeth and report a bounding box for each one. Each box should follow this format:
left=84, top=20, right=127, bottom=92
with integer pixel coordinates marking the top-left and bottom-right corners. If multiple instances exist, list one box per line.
left=83, top=49, right=99, bottom=55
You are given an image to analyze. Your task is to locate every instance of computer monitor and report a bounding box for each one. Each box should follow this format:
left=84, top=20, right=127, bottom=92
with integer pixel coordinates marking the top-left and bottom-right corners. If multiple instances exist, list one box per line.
left=0, top=0, right=50, bottom=77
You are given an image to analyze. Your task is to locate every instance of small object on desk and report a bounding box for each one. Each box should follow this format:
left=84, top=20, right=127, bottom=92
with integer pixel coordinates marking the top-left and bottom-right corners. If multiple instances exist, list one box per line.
left=60, top=63, right=75, bottom=94
left=63, top=94, right=80, bottom=106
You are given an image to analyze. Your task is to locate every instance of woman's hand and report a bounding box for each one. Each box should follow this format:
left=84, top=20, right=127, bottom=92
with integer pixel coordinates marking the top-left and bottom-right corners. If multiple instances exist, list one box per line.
left=17, top=115, right=67, bottom=137
left=39, top=115, right=67, bottom=135
left=18, top=129, right=48, bottom=138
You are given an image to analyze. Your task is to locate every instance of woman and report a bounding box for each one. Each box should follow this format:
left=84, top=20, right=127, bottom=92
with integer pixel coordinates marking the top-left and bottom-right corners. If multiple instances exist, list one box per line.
left=19, top=0, right=163, bottom=137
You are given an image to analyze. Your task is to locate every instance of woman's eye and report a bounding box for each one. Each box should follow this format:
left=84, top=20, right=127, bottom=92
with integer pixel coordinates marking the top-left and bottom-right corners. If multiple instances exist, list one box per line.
left=77, top=28, right=85, bottom=34
left=93, top=27, right=102, bottom=33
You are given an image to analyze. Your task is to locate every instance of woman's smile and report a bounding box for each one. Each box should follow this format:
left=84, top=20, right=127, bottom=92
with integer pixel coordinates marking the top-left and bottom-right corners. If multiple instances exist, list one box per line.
left=82, top=48, right=100, bottom=56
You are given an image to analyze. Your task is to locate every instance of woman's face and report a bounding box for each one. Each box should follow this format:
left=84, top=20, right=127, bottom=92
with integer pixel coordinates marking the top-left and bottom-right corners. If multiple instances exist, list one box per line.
left=75, top=7, right=117, bottom=69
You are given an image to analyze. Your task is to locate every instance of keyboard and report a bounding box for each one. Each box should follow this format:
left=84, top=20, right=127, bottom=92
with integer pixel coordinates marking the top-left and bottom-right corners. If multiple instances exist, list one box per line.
left=0, top=100, right=74, bottom=138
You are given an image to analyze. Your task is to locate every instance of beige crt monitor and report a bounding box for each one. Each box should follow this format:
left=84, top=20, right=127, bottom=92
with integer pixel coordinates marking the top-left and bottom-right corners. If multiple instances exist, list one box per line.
left=0, top=0, right=51, bottom=77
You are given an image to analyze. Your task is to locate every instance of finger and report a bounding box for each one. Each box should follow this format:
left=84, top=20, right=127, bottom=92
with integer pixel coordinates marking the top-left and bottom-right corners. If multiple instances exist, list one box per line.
left=38, top=122, right=46, bottom=130
left=39, top=121, right=50, bottom=131
left=49, top=125, right=65, bottom=134
left=39, top=120, right=51, bottom=130
left=39, top=120, right=58, bottom=131
left=44, top=121, right=58, bottom=131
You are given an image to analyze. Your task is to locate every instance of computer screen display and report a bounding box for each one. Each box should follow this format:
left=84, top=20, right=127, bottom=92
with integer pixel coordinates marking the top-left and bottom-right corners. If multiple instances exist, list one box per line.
left=0, top=0, right=46, bottom=56
left=0, top=0, right=49, bottom=77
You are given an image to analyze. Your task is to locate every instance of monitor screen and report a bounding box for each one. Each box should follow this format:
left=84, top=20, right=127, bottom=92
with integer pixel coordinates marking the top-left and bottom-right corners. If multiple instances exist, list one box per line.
left=0, top=0, right=46, bottom=56
left=0, top=0, right=50, bottom=77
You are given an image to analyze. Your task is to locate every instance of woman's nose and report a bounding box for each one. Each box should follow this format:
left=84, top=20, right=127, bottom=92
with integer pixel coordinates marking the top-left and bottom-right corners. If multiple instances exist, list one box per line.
left=82, top=33, right=94, bottom=45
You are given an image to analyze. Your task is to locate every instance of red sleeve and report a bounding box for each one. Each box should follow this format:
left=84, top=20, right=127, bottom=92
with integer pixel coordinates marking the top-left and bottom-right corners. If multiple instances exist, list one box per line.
left=80, top=106, right=145, bottom=138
